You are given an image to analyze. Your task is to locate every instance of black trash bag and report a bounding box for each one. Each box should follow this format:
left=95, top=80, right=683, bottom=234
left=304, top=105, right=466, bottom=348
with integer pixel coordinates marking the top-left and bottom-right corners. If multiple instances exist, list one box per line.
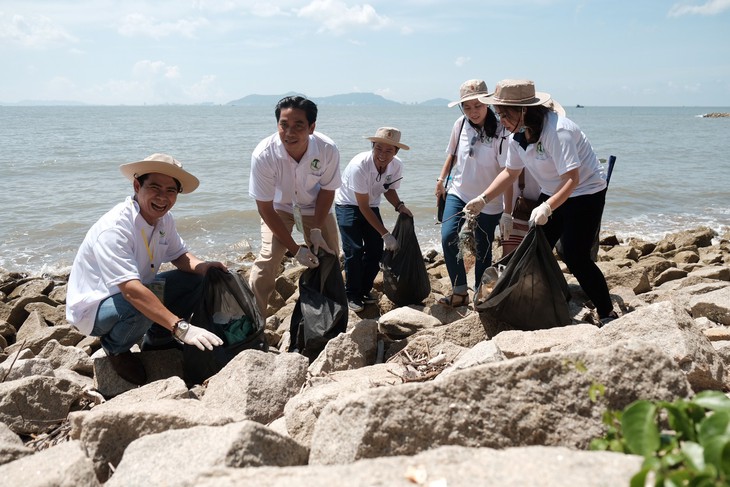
left=184, top=267, right=267, bottom=385
left=289, top=250, right=348, bottom=363
left=381, top=213, right=431, bottom=306
left=475, top=225, right=571, bottom=331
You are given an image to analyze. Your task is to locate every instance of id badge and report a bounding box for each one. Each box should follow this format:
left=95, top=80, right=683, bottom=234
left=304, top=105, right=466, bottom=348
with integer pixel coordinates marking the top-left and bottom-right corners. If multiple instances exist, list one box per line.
left=293, top=204, right=304, bottom=233
left=146, top=278, right=166, bottom=304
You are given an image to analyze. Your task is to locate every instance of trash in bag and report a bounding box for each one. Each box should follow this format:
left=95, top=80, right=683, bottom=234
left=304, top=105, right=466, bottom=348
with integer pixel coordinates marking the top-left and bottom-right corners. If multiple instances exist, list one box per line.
left=381, top=213, right=431, bottom=306
left=475, top=225, right=571, bottom=331
left=289, top=250, right=348, bottom=363
left=184, top=267, right=267, bottom=384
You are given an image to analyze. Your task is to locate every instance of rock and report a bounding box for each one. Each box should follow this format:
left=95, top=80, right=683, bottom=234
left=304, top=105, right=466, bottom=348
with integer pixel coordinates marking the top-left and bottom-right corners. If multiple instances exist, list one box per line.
left=0, top=440, right=99, bottom=486
left=378, top=307, right=444, bottom=338
left=0, top=422, right=33, bottom=466
left=309, top=319, right=378, bottom=376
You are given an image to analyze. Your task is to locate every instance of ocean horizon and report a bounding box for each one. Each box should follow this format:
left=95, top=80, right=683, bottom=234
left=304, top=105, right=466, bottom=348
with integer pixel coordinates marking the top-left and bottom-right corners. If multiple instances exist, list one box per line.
left=1, top=104, right=728, bottom=276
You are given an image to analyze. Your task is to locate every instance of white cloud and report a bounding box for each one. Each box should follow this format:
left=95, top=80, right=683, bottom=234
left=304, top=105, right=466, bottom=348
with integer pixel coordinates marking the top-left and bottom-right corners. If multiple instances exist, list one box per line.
left=297, top=0, right=390, bottom=35
left=455, top=56, right=470, bottom=67
left=185, top=74, right=226, bottom=101
left=132, top=60, right=181, bottom=79
left=0, top=13, right=77, bottom=48
left=117, top=13, right=210, bottom=38
left=668, top=0, right=730, bottom=16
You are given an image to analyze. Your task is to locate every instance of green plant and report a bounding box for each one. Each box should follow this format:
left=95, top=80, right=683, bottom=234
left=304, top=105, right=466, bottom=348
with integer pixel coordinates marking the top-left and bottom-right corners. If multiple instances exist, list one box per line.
left=590, top=390, right=730, bottom=486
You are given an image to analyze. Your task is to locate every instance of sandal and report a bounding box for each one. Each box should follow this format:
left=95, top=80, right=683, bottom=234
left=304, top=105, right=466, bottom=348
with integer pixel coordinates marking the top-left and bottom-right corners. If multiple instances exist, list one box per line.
left=438, top=293, right=470, bottom=308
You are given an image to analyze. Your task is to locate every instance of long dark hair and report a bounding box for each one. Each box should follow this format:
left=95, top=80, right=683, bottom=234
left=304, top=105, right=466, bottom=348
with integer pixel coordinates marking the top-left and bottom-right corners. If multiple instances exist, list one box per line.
left=523, top=105, right=550, bottom=143
left=465, top=105, right=499, bottom=138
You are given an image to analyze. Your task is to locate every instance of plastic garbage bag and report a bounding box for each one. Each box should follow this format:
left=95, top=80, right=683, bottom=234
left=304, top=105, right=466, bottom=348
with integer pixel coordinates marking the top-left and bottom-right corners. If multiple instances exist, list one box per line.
left=475, top=225, right=571, bottom=331
left=289, top=250, right=348, bottom=362
left=381, top=213, right=431, bottom=306
left=184, top=267, right=267, bottom=384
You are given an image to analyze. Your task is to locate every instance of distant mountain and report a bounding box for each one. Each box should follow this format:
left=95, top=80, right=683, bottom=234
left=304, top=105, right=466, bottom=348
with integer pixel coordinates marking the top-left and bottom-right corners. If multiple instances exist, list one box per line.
left=227, top=92, right=401, bottom=107
left=0, top=99, right=88, bottom=106
left=419, top=98, right=450, bottom=107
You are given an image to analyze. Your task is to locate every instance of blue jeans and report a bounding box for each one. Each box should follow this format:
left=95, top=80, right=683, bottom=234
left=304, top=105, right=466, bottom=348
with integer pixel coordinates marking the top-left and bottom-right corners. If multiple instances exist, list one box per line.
left=335, top=204, right=384, bottom=300
left=92, top=270, right=203, bottom=354
left=441, top=194, right=501, bottom=294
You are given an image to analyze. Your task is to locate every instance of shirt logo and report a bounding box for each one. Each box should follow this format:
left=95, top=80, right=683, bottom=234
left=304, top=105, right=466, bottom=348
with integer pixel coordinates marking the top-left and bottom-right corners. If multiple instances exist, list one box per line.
left=311, top=159, right=320, bottom=170
left=536, top=142, right=545, bottom=155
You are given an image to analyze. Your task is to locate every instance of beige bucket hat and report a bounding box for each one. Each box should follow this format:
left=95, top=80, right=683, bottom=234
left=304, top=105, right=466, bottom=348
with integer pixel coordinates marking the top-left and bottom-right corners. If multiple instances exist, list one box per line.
left=120, top=153, right=200, bottom=194
left=448, top=79, right=489, bottom=108
left=365, top=127, right=410, bottom=150
left=479, top=79, right=565, bottom=116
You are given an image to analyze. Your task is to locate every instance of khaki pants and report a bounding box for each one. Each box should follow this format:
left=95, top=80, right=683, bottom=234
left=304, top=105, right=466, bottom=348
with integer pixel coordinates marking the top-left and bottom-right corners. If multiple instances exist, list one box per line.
left=249, top=210, right=339, bottom=316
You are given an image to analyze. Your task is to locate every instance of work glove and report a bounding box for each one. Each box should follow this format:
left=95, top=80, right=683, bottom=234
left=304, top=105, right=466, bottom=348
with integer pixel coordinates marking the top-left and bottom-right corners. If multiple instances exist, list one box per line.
left=382, top=233, right=399, bottom=252
left=309, top=228, right=335, bottom=255
left=530, top=202, right=553, bottom=226
left=465, top=195, right=488, bottom=215
left=500, top=213, right=513, bottom=240
left=295, top=246, right=319, bottom=268
left=183, top=325, right=224, bottom=351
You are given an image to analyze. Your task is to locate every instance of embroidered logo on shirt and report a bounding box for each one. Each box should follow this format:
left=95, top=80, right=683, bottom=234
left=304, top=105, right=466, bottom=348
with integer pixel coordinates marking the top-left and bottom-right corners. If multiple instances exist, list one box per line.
left=536, top=142, right=545, bottom=155
left=311, top=159, right=320, bottom=170
left=385, top=175, right=392, bottom=182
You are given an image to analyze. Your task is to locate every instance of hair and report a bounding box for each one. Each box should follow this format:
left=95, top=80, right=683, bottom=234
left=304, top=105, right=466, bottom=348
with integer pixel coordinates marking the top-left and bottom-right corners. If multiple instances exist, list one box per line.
left=275, top=96, right=318, bottom=124
left=464, top=103, right=499, bottom=138
left=135, top=173, right=182, bottom=193
left=522, top=105, right=550, bottom=143
left=370, top=142, right=400, bottom=154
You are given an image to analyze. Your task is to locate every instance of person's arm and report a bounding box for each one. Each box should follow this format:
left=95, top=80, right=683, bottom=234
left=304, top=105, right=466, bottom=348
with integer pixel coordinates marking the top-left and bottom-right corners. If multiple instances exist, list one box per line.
left=503, top=172, right=515, bottom=215
left=256, top=199, right=300, bottom=255
left=383, top=189, right=411, bottom=217
left=465, top=167, right=521, bottom=215
left=435, top=154, right=454, bottom=200
left=355, top=192, right=389, bottom=236
left=171, top=252, right=227, bottom=275
left=118, top=279, right=180, bottom=331
left=312, top=189, right=335, bottom=229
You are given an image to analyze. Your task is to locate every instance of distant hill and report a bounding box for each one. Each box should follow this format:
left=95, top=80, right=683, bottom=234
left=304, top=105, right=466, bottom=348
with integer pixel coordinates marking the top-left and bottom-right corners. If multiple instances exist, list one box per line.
left=419, top=98, right=450, bottom=107
left=227, top=92, right=401, bottom=107
left=0, top=99, right=88, bottom=106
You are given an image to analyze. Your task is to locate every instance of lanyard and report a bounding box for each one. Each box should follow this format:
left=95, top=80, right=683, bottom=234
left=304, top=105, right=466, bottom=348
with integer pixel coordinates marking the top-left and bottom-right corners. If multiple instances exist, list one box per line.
left=141, top=228, right=154, bottom=269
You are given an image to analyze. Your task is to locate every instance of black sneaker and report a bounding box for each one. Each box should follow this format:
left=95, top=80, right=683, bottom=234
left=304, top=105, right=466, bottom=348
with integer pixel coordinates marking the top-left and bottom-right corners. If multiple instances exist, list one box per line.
left=348, top=298, right=364, bottom=312
left=361, top=292, right=378, bottom=304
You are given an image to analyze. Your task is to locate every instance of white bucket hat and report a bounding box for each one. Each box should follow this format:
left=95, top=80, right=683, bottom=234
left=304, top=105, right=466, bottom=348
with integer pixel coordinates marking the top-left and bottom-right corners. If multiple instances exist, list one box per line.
left=120, top=153, right=200, bottom=194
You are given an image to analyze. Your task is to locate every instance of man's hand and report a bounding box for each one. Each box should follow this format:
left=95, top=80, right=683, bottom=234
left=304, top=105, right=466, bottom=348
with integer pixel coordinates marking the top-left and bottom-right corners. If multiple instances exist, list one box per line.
left=183, top=325, right=224, bottom=351
left=295, top=247, right=320, bottom=268
left=500, top=213, right=513, bottom=240
left=398, top=204, right=413, bottom=218
left=382, top=233, right=399, bottom=251
left=530, top=202, right=553, bottom=226
left=310, top=228, right=335, bottom=255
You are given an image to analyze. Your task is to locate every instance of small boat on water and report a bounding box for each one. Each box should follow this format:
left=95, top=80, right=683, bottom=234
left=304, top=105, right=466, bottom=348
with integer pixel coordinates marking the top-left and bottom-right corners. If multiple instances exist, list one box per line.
left=576, top=104, right=584, bottom=108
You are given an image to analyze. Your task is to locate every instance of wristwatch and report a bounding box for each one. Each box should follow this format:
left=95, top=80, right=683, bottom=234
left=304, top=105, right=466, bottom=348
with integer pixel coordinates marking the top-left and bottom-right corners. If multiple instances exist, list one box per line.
left=172, top=319, right=190, bottom=342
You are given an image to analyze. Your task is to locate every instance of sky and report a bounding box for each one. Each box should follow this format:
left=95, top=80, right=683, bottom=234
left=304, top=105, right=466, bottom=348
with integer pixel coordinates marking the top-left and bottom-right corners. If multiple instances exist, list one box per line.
left=1, top=0, right=729, bottom=106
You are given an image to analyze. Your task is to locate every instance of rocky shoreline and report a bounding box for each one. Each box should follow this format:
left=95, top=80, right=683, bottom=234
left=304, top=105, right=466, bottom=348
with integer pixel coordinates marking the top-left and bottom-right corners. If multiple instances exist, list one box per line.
left=1, top=226, right=729, bottom=486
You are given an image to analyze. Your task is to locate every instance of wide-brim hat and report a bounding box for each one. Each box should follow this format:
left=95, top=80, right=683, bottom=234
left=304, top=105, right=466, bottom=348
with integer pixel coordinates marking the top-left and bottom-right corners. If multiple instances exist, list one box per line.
left=120, top=153, right=200, bottom=194
left=478, top=79, right=551, bottom=107
left=447, top=79, right=489, bottom=107
left=365, top=127, right=410, bottom=150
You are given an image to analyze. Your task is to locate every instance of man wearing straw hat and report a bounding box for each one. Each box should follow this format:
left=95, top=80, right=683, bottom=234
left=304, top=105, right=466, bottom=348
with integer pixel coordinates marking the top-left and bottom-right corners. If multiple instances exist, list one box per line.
left=334, top=126, right=411, bottom=312
left=66, top=153, right=225, bottom=385
left=248, top=95, right=341, bottom=316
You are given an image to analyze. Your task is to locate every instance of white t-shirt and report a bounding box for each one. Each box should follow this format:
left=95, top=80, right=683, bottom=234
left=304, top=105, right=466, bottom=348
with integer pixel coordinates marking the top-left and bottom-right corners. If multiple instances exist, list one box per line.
left=249, top=131, right=341, bottom=216
left=445, top=116, right=504, bottom=215
left=334, top=150, right=404, bottom=207
left=66, top=196, right=188, bottom=335
left=505, top=111, right=607, bottom=196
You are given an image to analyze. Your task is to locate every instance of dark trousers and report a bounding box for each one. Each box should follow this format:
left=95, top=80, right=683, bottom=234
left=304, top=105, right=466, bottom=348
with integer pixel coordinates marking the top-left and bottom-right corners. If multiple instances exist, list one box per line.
left=335, top=204, right=384, bottom=300
left=539, top=189, right=613, bottom=317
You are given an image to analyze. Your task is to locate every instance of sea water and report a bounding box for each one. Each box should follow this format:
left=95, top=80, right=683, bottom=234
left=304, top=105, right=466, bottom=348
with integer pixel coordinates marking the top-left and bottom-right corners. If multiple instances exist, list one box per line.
left=1, top=105, right=728, bottom=275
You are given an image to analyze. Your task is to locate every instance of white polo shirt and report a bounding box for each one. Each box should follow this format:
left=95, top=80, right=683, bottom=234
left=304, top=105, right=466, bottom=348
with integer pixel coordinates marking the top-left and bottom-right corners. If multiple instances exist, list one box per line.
left=249, top=131, right=341, bottom=216
left=505, top=111, right=607, bottom=197
left=66, top=196, right=187, bottom=335
left=445, top=116, right=504, bottom=215
left=334, top=150, right=404, bottom=207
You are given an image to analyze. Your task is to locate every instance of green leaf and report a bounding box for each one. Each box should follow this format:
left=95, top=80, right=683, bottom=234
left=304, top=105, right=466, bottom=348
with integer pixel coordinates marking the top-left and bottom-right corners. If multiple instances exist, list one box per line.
left=701, top=435, right=730, bottom=477
left=694, top=391, right=730, bottom=413
left=622, top=401, right=660, bottom=456
left=681, top=441, right=706, bottom=471
left=699, top=412, right=730, bottom=445
left=666, top=402, right=698, bottom=442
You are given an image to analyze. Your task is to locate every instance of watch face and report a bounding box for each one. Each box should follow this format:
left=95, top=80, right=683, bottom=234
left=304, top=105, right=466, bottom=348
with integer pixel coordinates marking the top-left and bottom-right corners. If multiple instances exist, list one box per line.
left=178, top=321, right=189, bottom=331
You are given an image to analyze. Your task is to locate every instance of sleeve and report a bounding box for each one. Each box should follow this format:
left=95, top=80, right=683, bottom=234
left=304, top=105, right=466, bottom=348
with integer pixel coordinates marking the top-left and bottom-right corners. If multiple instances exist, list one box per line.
left=445, top=117, right=463, bottom=155
left=504, top=140, right=525, bottom=170
left=93, top=227, right=141, bottom=288
left=248, top=147, right=277, bottom=202
left=161, top=216, right=187, bottom=262
left=551, top=127, right=581, bottom=175
left=318, top=143, right=342, bottom=191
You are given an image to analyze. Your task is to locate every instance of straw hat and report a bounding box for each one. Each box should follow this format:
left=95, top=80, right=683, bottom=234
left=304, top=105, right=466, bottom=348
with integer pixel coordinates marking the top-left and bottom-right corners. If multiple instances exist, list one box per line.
left=478, top=79, right=565, bottom=116
left=120, top=153, right=200, bottom=194
left=365, top=127, right=410, bottom=150
left=447, top=79, right=489, bottom=108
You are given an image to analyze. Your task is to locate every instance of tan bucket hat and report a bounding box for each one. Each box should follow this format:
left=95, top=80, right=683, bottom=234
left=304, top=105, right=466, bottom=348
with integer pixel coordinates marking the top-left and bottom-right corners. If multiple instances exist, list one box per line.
left=479, top=79, right=565, bottom=116
left=120, top=153, right=200, bottom=194
left=365, top=127, right=410, bottom=150
left=448, top=79, right=489, bottom=107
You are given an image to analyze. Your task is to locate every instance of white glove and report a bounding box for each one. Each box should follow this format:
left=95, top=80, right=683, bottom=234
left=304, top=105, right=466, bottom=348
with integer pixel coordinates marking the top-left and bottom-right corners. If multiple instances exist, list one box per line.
left=295, top=246, right=319, bottom=268
left=309, top=228, right=335, bottom=255
left=530, top=202, right=553, bottom=226
left=465, top=195, right=488, bottom=215
left=500, top=213, right=513, bottom=240
left=382, top=233, right=399, bottom=251
left=183, top=325, right=224, bottom=351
